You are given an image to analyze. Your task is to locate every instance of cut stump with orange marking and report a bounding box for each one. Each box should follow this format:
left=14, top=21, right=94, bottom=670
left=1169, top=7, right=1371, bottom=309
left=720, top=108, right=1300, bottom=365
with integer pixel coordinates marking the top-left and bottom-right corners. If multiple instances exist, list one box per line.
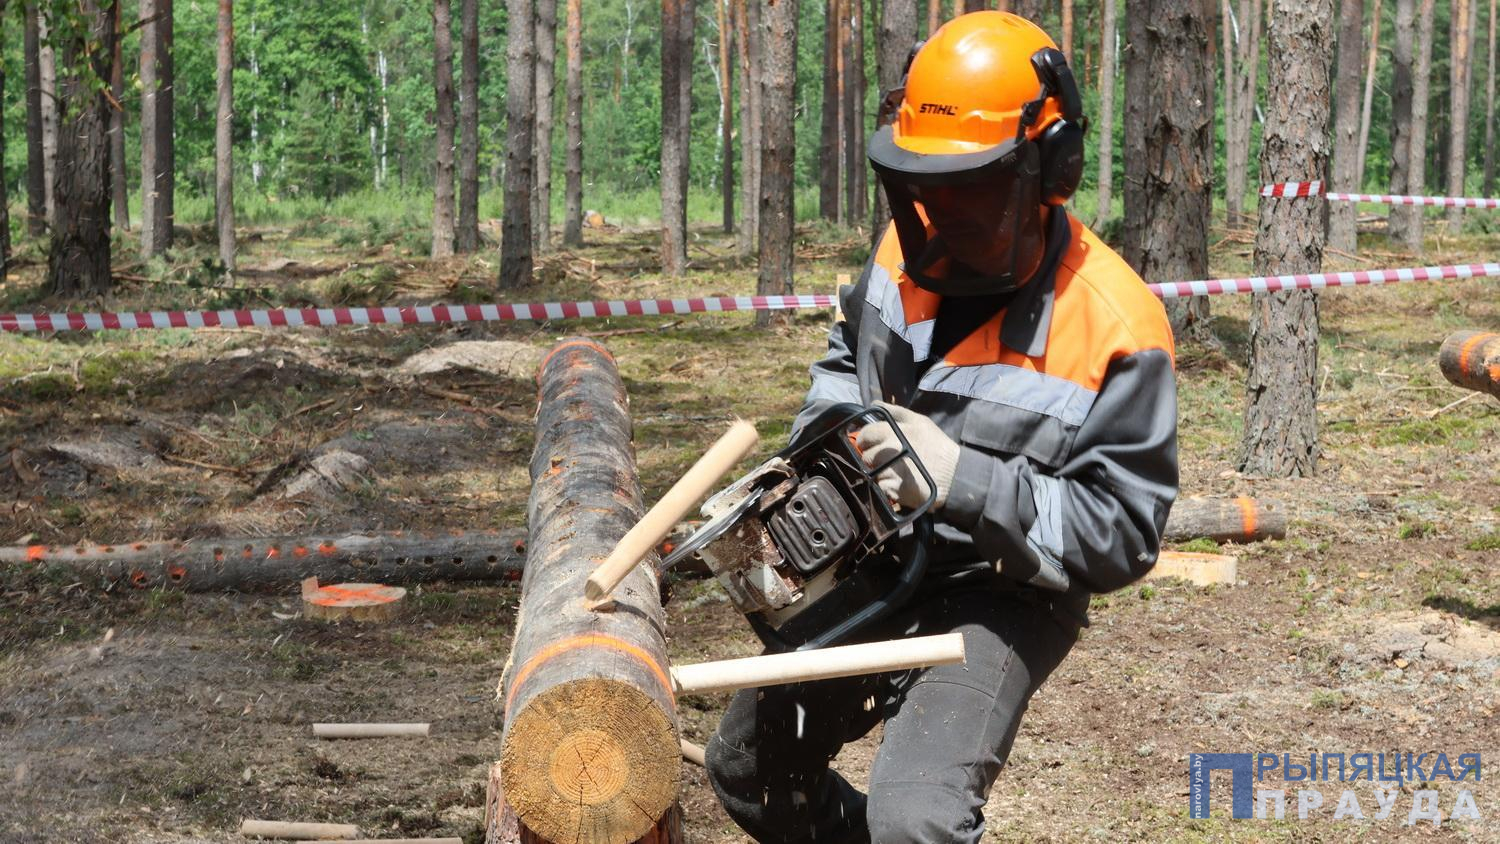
left=1163, top=497, right=1287, bottom=544
left=300, top=578, right=405, bottom=622
left=1146, top=551, right=1239, bottom=586
left=1439, top=330, right=1500, bottom=400
left=498, top=338, right=681, bottom=844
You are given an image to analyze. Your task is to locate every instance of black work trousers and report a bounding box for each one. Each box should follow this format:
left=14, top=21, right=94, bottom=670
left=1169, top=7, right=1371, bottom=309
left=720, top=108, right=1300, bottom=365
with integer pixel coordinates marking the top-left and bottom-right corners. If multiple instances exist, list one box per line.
left=704, top=570, right=1083, bottom=843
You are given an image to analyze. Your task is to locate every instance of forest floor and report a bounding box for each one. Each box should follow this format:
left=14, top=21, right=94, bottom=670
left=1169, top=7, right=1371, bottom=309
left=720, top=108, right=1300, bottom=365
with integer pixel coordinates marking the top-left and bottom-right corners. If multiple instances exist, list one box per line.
left=0, top=214, right=1497, bottom=843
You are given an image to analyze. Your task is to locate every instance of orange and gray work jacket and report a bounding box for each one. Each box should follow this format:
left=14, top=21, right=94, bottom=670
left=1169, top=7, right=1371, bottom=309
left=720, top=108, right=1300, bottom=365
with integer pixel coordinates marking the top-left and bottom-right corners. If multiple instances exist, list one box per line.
left=795, top=209, right=1179, bottom=598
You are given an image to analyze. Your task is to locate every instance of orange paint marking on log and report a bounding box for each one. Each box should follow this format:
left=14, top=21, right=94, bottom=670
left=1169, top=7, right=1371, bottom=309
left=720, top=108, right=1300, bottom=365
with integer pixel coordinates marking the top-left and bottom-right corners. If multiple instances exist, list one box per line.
left=317, top=542, right=338, bottom=556
left=310, top=583, right=398, bottom=606
left=25, top=545, right=47, bottom=562
left=167, top=565, right=187, bottom=582
left=213, top=548, right=225, bottom=562
left=1235, top=497, right=1257, bottom=538
left=504, top=631, right=676, bottom=720
left=266, top=546, right=281, bottom=559
left=536, top=339, right=614, bottom=385
left=292, top=546, right=309, bottom=558
left=1489, top=363, right=1500, bottom=383
left=132, top=543, right=146, bottom=551
left=242, top=547, right=253, bottom=558
left=1458, top=332, right=1496, bottom=374
left=129, top=570, right=148, bottom=587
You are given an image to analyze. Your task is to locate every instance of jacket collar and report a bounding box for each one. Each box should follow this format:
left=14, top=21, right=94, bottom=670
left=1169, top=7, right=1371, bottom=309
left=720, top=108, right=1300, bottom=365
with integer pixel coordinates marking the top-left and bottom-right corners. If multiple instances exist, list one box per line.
left=999, top=208, right=1071, bottom=359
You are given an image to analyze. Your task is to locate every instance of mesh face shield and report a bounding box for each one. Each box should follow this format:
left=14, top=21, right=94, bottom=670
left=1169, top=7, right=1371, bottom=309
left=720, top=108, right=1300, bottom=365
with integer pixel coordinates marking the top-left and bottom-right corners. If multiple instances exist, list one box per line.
left=871, top=131, right=1045, bottom=297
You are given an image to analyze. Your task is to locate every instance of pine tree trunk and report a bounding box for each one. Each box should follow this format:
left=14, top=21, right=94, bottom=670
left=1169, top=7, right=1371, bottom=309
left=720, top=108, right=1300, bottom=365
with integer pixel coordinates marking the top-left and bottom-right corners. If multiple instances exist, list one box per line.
left=500, top=0, right=536, bottom=287
left=1241, top=0, right=1331, bottom=477
left=678, top=0, right=695, bottom=231
left=1446, top=0, right=1477, bottom=228
left=1357, top=0, right=1383, bottom=185
left=51, top=0, right=118, bottom=297
left=432, top=0, right=457, bottom=259
left=533, top=0, right=558, bottom=254
left=0, top=7, right=8, bottom=272
left=841, top=0, right=857, bottom=225
left=110, top=1, right=129, bottom=232
left=874, top=0, right=917, bottom=237
left=1010, top=0, right=1044, bottom=18
left=215, top=0, right=235, bottom=272
left=848, top=0, right=867, bottom=225
left=719, top=0, right=735, bottom=233
left=1486, top=0, right=1497, bottom=194
left=24, top=1, right=45, bottom=236
left=1062, top=0, right=1074, bottom=56
left=39, top=7, right=55, bottom=227
left=1140, top=0, right=1216, bottom=343
left=1224, top=0, right=1263, bottom=226
left=835, top=0, right=847, bottom=224
left=820, top=0, right=840, bottom=221
left=563, top=0, right=585, bottom=246
left=1121, top=2, right=1149, bottom=268
left=457, top=0, right=481, bottom=253
left=757, top=0, right=799, bottom=327
left=1095, top=0, right=1117, bottom=228
left=1389, top=0, right=1416, bottom=242
left=928, top=0, right=941, bottom=34
left=1403, top=0, right=1435, bottom=251
left=661, top=0, right=689, bottom=273
left=1328, top=0, right=1363, bottom=252
left=139, top=0, right=174, bottom=257
left=734, top=0, right=760, bottom=255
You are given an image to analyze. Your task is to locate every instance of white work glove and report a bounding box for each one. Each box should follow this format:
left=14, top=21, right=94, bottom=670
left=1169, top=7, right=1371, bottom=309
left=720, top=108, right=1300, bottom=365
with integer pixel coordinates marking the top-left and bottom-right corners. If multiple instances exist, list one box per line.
left=855, top=401, right=960, bottom=511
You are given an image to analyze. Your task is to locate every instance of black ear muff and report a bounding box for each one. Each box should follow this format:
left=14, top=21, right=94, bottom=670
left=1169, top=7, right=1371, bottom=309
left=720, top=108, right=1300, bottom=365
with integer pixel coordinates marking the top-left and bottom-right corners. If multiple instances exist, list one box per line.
left=1030, top=47, right=1087, bottom=206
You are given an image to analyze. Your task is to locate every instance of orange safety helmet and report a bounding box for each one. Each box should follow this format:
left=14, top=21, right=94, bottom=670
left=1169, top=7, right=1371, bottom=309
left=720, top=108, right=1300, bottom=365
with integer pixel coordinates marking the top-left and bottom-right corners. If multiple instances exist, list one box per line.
left=867, top=11, right=1086, bottom=295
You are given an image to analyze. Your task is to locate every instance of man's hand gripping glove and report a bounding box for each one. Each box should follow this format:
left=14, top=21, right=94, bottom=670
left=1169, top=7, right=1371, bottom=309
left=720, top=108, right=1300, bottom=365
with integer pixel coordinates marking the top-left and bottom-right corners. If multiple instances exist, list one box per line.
left=855, top=401, right=960, bottom=511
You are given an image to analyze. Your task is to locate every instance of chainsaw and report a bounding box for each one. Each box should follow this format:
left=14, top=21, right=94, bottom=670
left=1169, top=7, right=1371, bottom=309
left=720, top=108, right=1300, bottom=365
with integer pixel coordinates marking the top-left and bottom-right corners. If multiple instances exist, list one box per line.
left=663, top=403, right=935, bottom=652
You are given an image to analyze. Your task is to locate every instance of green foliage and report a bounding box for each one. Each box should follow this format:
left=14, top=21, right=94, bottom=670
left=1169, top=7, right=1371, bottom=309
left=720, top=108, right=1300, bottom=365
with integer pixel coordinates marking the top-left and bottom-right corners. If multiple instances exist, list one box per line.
left=1397, top=520, right=1437, bottom=540
left=1465, top=531, right=1500, bottom=551
left=1175, top=537, right=1221, bottom=554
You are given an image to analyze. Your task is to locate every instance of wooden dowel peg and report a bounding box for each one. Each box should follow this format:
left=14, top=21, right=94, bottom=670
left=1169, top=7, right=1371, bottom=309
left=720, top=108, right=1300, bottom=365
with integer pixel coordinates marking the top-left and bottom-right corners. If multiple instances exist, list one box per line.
left=585, top=420, right=758, bottom=606
left=680, top=738, right=706, bottom=766
left=669, top=633, right=966, bottom=695
left=239, top=819, right=359, bottom=840
left=311, top=723, right=430, bottom=739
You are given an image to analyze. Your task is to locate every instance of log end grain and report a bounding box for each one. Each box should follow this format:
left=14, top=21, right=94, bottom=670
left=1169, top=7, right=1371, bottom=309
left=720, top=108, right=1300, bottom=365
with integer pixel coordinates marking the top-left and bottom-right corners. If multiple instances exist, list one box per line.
left=302, top=582, right=406, bottom=622
left=1147, top=551, right=1238, bottom=586
left=500, top=678, right=681, bottom=844
left=1439, top=330, right=1500, bottom=399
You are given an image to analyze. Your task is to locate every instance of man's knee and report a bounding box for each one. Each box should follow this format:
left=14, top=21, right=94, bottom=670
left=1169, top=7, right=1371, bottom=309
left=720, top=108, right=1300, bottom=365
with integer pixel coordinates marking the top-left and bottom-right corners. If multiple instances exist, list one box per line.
left=866, top=782, right=984, bottom=844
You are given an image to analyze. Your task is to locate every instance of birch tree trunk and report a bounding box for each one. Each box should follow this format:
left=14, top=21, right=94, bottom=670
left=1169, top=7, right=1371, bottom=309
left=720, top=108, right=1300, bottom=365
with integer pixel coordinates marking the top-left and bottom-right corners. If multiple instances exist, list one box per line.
left=215, top=0, right=235, bottom=272
left=432, top=0, right=457, bottom=259
left=563, top=0, right=585, bottom=246
left=1140, top=0, right=1216, bottom=343
left=24, top=1, right=45, bottom=236
left=110, top=1, right=129, bottom=232
left=1095, top=0, right=1117, bottom=228
left=1357, top=0, right=1383, bottom=185
left=1389, top=0, right=1416, bottom=242
left=1328, top=0, right=1363, bottom=252
left=139, top=0, right=173, bottom=257
left=500, top=0, right=536, bottom=287
left=1241, top=0, right=1331, bottom=477
left=757, top=0, right=799, bottom=327
left=821, top=0, right=841, bottom=221
left=39, top=7, right=55, bottom=228
left=1445, top=0, right=1477, bottom=229
left=457, top=0, right=481, bottom=253
left=51, top=0, right=118, bottom=297
left=533, top=0, right=558, bottom=254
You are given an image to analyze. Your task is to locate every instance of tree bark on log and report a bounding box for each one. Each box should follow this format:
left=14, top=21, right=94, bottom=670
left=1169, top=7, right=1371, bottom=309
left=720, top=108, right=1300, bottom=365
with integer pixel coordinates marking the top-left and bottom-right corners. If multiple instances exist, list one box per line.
left=1239, top=0, right=1330, bottom=478
left=498, top=339, right=681, bottom=843
left=562, top=0, right=585, bottom=247
left=1165, top=497, right=1288, bottom=543
left=457, top=0, right=482, bottom=253
left=500, top=0, right=536, bottom=287
left=1438, top=330, right=1500, bottom=398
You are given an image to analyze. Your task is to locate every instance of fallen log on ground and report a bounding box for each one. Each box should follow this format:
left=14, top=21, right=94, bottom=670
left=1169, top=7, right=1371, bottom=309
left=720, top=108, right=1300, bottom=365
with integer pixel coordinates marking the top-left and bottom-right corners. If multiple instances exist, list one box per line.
left=1439, top=330, right=1500, bottom=399
left=1164, top=497, right=1286, bottom=543
left=495, top=339, right=681, bottom=844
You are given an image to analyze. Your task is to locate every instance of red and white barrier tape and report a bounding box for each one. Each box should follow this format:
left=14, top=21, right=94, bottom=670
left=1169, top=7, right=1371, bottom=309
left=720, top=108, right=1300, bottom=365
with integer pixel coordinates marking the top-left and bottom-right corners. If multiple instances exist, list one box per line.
left=1261, top=181, right=1500, bottom=207
left=3, top=264, right=1496, bottom=332
left=0, top=294, right=836, bottom=333
left=1147, top=262, right=1500, bottom=299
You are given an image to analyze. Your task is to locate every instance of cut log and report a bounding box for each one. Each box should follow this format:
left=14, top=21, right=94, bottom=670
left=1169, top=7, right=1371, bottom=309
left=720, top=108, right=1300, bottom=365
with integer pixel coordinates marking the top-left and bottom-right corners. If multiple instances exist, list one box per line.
left=300, top=578, right=405, bottom=622
left=1164, top=497, right=1287, bottom=543
left=485, top=762, right=683, bottom=844
left=1145, top=551, right=1239, bottom=586
left=499, top=339, right=681, bottom=844
left=239, top=819, right=358, bottom=840
left=1439, top=330, right=1500, bottom=399
left=311, top=723, right=430, bottom=739
left=306, top=840, right=461, bottom=844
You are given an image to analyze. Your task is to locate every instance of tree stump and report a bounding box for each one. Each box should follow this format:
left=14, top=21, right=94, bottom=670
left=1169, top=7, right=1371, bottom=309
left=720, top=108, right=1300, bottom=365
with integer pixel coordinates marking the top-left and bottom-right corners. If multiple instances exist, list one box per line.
left=300, top=578, right=405, bottom=622
left=498, top=339, right=681, bottom=844
left=1439, top=330, right=1500, bottom=399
